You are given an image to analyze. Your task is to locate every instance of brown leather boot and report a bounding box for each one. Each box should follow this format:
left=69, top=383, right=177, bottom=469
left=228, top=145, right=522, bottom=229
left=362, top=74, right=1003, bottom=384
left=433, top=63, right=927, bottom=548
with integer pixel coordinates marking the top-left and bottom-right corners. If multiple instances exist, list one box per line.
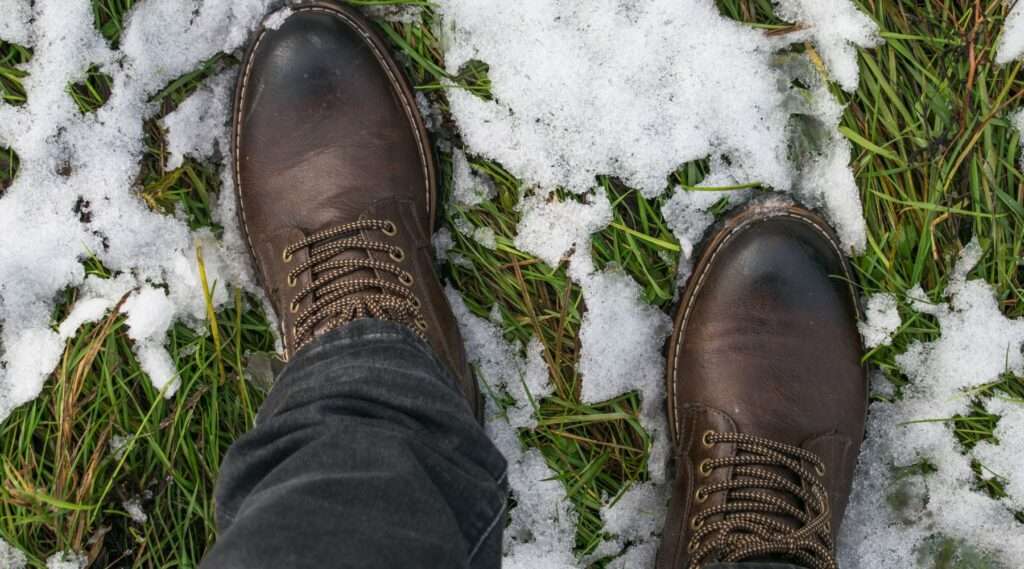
left=658, top=199, right=867, bottom=569
left=232, top=1, right=481, bottom=418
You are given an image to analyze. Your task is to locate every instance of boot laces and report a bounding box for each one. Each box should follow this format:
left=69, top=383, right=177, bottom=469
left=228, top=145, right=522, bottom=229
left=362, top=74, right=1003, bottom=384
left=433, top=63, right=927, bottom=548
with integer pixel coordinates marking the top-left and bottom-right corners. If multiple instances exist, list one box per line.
left=282, top=219, right=426, bottom=351
left=688, top=431, right=836, bottom=569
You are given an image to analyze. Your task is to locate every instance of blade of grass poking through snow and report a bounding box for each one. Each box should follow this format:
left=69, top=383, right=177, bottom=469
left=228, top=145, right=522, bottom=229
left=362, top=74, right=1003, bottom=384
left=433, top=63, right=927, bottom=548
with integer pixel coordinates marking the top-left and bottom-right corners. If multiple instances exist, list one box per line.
left=196, top=243, right=226, bottom=385
left=607, top=222, right=681, bottom=253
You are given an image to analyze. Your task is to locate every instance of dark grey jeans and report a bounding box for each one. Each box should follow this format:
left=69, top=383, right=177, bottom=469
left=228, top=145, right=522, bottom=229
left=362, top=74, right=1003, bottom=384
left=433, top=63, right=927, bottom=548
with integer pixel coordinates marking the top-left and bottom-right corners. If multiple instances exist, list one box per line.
left=199, top=319, right=805, bottom=569
left=200, top=320, right=508, bottom=568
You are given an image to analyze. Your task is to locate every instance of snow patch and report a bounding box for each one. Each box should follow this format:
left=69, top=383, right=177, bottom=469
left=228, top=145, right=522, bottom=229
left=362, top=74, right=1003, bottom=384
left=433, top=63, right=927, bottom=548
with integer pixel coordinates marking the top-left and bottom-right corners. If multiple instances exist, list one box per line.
left=45, top=551, right=87, bottom=569
left=1012, top=109, right=1024, bottom=172
left=975, top=398, right=1024, bottom=511
left=793, top=136, right=866, bottom=251
left=123, top=497, right=148, bottom=524
left=839, top=241, right=1024, bottom=567
left=661, top=163, right=752, bottom=260
left=601, top=482, right=669, bottom=556
left=998, top=1, right=1024, bottom=64
left=439, top=0, right=794, bottom=198
left=773, top=0, right=880, bottom=91
left=363, top=4, right=425, bottom=25
left=453, top=215, right=498, bottom=250
left=451, top=148, right=496, bottom=207
left=433, top=227, right=455, bottom=262
left=0, top=539, right=27, bottom=569
left=858, top=293, right=901, bottom=349
left=0, top=0, right=273, bottom=421
left=161, top=71, right=234, bottom=170
left=0, top=0, right=32, bottom=46
left=577, top=269, right=672, bottom=484
left=262, top=7, right=293, bottom=30
left=445, top=287, right=576, bottom=566
left=514, top=192, right=612, bottom=271
left=110, top=434, right=130, bottom=460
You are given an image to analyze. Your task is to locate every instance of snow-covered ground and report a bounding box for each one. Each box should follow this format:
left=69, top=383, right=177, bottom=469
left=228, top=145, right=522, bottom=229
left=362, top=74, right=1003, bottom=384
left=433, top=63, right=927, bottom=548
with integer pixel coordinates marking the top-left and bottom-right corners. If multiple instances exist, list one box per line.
left=0, top=0, right=273, bottom=423
left=1, top=0, right=1022, bottom=567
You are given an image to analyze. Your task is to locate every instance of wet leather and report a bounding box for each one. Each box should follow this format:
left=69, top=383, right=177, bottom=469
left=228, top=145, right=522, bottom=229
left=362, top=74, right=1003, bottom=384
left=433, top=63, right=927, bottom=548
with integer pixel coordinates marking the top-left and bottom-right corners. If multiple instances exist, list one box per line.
left=232, top=2, right=479, bottom=416
left=659, top=202, right=867, bottom=568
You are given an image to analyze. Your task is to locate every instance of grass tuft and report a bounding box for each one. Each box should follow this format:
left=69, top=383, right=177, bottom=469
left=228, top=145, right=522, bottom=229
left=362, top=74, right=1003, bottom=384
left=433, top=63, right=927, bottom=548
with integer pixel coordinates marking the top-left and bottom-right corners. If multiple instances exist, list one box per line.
left=137, top=119, right=224, bottom=232
left=0, top=294, right=273, bottom=567
left=92, top=0, right=139, bottom=48
left=0, top=41, right=31, bottom=107
left=0, top=146, right=18, bottom=193
left=68, top=65, right=113, bottom=115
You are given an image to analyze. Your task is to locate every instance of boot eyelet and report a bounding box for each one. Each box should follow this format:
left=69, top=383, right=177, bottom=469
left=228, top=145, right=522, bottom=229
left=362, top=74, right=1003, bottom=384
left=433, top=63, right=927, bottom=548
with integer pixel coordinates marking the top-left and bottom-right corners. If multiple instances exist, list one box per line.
left=399, top=273, right=414, bottom=287
left=815, top=463, right=826, bottom=476
left=287, top=274, right=297, bottom=287
left=698, top=459, right=712, bottom=477
left=282, top=249, right=293, bottom=263
left=416, top=318, right=428, bottom=331
left=689, top=517, right=704, bottom=531
left=694, top=487, right=708, bottom=504
left=289, top=300, right=300, bottom=313
left=382, top=221, right=398, bottom=236
left=687, top=540, right=698, bottom=554
left=411, top=297, right=422, bottom=309
left=701, top=430, right=715, bottom=448
left=389, top=248, right=406, bottom=262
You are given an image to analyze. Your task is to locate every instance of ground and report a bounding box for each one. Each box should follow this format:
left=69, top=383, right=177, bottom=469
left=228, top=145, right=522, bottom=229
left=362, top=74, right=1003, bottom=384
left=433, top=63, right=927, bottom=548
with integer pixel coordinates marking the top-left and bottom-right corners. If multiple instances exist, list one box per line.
left=0, top=0, right=1022, bottom=567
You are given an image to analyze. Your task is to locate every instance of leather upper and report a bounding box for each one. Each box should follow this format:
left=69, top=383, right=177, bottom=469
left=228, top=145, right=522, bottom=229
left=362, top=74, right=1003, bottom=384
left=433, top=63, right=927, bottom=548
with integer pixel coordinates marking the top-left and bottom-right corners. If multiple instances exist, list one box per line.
left=659, top=200, right=867, bottom=568
left=232, top=2, right=479, bottom=416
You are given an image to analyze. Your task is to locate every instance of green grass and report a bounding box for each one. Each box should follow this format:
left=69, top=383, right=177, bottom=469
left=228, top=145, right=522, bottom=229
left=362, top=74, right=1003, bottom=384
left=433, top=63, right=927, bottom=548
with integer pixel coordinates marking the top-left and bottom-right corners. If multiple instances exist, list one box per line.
left=0, top=145, right=17, bottom=195
left=0, top=40, right=30, bottom=107
left=69, top=66, right=113, bottom=115
left=1, top=0, right=1023, bottom=567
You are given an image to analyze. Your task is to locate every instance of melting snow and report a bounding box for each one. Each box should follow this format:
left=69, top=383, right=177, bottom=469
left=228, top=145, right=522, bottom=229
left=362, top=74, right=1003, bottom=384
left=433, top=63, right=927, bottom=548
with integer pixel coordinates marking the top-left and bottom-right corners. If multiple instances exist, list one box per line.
left=3, top=0, right=1022, bottom=567
left=514, top=192, right=613, bottom=271
left=262, top=7, right=294, bottom=31
left=451, top=148, right=496, bottom=208
left=0, top=0, right=32, bottom=47
left=858, top=293, right=901, bottom=349
left=442, top=0, right=793, bottom=198
left=0, top=0, right=272, bottom=422
left=774, top=0, right=881, bottom=92
left=44, top=551, right=87, bottom=569
left=975, top=397, right=1024, bottom=512
left=160, top=71, right=234, bottom=171
left=123, top=497, right=149, bottom=525
left=0, top=539, right=27, bottom=569
left=998, top=0, right=1024, bottom=64
left=838, top=241, right=1024, bottom=567
left=446, top=287, right=577, bottom=566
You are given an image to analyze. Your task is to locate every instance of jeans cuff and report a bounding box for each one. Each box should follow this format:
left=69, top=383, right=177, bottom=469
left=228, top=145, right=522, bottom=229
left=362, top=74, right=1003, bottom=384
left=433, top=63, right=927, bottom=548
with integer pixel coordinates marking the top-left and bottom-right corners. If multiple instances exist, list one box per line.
left=259, top=318, right=464, bottom=423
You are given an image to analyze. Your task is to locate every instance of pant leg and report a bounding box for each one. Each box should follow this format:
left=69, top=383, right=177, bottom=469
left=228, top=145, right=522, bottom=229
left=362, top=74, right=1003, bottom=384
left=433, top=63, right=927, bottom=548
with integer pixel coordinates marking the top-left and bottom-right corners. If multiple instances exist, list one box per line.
left=200, top=320, right=509, bottom=569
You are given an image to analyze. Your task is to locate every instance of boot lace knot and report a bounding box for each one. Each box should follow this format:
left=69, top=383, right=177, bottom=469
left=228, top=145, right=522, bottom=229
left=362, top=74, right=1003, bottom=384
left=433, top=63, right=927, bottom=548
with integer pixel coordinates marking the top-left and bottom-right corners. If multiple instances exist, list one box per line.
left=282, top=219, right=426, bottom=351
left=687, top=431, right=836, bottom=569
